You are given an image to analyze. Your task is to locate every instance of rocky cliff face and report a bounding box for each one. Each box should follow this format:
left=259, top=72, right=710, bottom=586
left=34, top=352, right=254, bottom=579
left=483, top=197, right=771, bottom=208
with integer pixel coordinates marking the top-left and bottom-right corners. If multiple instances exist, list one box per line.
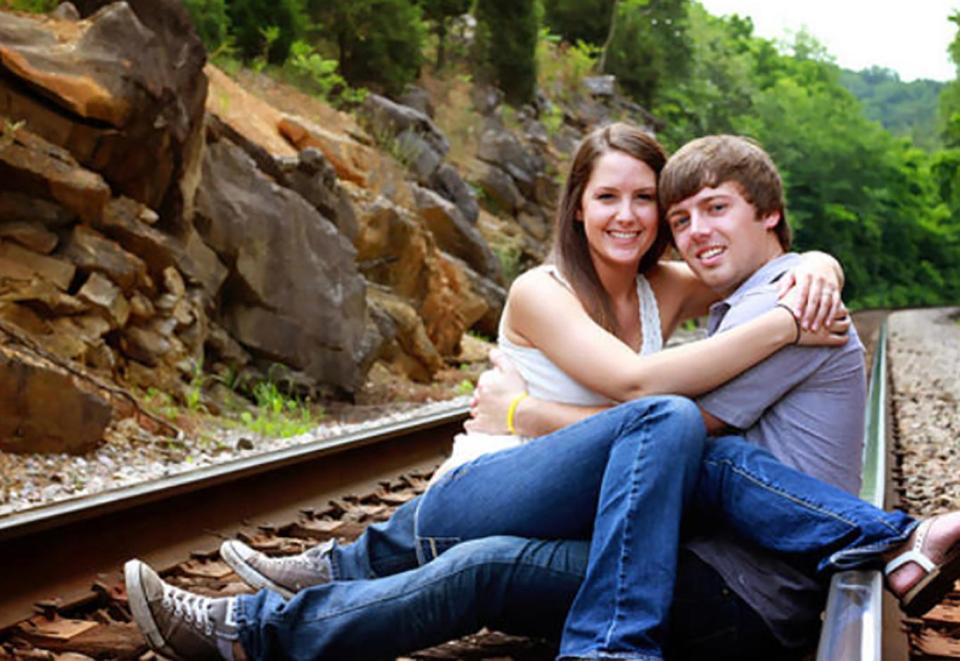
left=0, top=1, right=653, bottom=454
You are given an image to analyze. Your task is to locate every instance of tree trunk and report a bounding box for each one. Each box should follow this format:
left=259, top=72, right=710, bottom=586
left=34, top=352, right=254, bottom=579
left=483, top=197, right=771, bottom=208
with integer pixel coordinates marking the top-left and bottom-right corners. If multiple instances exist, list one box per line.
left=599, top=0, right=620, bottom=72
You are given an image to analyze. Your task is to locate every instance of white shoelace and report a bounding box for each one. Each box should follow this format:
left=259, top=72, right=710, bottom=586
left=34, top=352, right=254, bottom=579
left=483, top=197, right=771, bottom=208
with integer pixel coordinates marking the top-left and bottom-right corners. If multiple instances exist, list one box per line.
left=162, top=584, right=214, bottom=636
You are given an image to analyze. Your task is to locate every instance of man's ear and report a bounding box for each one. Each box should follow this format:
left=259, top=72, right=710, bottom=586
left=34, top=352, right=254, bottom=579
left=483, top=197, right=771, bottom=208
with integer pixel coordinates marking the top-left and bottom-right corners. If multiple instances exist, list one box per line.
left=761, top=210, right=781, bottom=230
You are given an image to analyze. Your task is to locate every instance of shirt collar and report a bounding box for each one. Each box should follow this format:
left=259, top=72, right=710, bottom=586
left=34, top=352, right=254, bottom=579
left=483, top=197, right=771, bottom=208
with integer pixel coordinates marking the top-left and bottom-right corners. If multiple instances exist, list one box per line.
left=707, top=253, right=800, bottom=334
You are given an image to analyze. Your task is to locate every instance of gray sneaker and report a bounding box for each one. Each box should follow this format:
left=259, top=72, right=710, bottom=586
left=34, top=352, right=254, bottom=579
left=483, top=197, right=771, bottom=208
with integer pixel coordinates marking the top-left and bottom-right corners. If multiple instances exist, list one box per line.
left=125, top=559, right=239, bottom=661
left=220, top=539, right=334, bottom=599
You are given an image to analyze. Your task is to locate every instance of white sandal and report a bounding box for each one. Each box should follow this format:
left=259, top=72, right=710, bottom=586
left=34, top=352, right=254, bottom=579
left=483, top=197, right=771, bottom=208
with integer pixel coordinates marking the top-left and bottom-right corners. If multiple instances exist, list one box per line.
left=885, top=516, right=960, bottom=617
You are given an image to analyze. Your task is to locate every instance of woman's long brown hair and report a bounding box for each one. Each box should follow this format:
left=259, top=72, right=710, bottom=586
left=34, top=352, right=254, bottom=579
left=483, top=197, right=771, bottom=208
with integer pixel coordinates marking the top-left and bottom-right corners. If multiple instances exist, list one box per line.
left=551, top=123, right=668, bottom=335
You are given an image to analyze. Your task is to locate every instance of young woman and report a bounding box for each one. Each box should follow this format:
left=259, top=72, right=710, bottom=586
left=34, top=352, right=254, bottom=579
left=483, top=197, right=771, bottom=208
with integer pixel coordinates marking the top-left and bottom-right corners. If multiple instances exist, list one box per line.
left=125, top=124, right=958, bottom=661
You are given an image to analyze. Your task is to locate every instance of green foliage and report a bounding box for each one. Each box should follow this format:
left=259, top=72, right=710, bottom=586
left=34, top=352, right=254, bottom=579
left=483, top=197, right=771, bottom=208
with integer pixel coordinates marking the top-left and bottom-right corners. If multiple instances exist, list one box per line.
left=473, top=0, right=539, bottom=105
left=417, top=0, right=471, bottom=68
left=537, top=30, right=601, bottom=103
left=307, top=0, right=426, bottom=96
left=2, top=0, right=56, bottom=12
left=239, top=380, right=323, bottom=438
left=542, top=0, right=616, bottom=45
left=284, top=39, right=367, bottom=103
left=251, top=26, right=281, bottom=73
left=493, top=244, right=523, bottom=282
left=603, top=0, right=692, bottom=108
left=181, top=0, right=230, bottom=52
left=227, top=0, right=307, bottom=64
left=839, top=67, right=944, bottom=151
left=454, top=379, right=475, bottom=395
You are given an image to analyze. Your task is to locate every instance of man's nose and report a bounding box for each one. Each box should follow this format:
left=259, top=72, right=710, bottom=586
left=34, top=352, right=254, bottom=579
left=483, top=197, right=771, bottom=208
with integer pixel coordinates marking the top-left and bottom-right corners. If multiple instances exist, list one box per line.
left=689, top=211, right=709, bottom=236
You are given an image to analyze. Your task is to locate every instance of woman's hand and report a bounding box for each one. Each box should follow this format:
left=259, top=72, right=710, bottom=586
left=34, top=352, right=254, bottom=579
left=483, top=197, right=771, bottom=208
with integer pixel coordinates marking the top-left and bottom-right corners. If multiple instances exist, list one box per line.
left=464, top=349, right=529, bottom=434
left=776, top=296, right=851, bottom=348
left=777, top=256, right=843, bottom=332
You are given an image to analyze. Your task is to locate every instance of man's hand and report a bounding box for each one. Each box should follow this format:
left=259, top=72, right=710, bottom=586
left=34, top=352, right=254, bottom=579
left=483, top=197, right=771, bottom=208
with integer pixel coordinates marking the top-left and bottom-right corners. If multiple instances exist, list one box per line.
left=465, top=349, right=529, bottom=434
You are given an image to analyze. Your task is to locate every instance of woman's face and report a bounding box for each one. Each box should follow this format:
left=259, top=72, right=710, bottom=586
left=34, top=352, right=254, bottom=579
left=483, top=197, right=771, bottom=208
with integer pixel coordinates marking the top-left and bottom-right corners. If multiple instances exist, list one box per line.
left=578, top=149, right=659, bottom=272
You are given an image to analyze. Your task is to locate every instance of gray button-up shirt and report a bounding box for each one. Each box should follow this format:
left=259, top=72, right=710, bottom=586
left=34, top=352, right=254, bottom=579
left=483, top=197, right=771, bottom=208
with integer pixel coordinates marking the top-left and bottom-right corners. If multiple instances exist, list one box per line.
left=687, top=252, right=867, bottom=647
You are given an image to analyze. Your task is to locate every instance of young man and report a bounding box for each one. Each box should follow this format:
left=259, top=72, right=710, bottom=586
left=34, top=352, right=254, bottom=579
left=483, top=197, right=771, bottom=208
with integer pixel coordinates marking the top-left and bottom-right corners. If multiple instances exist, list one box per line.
left=125, top=136, right=960, bottom=660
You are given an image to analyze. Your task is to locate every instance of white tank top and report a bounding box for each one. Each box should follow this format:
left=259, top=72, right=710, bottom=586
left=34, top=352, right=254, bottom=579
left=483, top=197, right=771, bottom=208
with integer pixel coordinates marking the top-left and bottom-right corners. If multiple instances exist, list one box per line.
left=431, top=264, right=663, bottom=482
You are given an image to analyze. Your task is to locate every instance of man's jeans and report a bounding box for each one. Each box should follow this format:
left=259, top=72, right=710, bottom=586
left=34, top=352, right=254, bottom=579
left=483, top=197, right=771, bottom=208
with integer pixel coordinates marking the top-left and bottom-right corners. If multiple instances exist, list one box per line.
left=236, top=537, right=793, bottom=661
left=237, top=396, right=916, bottom=659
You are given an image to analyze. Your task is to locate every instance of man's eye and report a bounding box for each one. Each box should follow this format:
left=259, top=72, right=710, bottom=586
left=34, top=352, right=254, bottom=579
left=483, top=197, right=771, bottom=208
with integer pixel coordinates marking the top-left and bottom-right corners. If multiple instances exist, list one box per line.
left=671, top=217, right=689, bottom=230
left=710, top=203, right=727, bottom=213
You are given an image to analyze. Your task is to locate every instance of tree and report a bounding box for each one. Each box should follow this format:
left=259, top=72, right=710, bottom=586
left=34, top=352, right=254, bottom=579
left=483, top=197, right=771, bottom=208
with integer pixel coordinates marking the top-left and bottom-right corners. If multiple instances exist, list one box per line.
left=473, top=0, right=540, bottom=105
left=542, top=0, right=616, bottom=45
left=308, top=0, right=426, bottom=96
left=601, top=0, right=691, bottom=108
left=418, top=0, right=470, bottom=69
left=227, top=0, right=307, bottom=63
left=181, top=0, right=230, bottom=53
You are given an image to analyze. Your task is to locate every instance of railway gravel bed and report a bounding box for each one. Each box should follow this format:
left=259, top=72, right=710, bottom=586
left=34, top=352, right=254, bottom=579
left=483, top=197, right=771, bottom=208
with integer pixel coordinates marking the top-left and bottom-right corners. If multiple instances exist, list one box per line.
left=0, top=396, right=469, bottom=520
left=888, top=307, right=960, bottom=659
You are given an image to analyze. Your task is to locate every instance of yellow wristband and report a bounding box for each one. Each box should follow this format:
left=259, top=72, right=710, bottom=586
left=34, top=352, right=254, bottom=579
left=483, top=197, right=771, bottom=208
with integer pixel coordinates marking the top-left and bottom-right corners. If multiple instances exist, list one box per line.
left=506, top=392, right=529, bottom=435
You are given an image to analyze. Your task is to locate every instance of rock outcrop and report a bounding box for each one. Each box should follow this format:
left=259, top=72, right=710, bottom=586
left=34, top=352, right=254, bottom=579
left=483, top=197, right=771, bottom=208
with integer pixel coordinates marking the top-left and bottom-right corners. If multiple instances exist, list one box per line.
left=195, top=139, right=367, bottom=392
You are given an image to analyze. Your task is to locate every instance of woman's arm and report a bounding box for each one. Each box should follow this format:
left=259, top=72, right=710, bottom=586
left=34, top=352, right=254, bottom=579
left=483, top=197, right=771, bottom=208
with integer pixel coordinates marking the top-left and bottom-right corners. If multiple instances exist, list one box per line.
left=464, top=350, right=608, bottom=436
left=652, top=251, right=845, bottom=337
left=506, top=269, right=847, bottom=404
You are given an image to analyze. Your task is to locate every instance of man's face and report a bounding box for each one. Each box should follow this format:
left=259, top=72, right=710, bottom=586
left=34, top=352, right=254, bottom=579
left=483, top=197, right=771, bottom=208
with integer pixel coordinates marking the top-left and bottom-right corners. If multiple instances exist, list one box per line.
left=665, top=182, right=783, bottom=296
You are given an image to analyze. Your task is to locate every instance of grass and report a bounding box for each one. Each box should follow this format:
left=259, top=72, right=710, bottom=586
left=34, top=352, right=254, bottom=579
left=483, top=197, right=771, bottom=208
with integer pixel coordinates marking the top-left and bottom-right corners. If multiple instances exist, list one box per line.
left=238, top=380, right=323, bottom=439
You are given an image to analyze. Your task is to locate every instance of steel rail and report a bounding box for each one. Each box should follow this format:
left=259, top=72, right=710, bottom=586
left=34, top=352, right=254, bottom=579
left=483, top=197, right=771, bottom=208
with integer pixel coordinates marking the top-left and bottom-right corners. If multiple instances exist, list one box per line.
left=0, top=404, right=468, bottom=542
left=0, top=404, right=466, bottom=628
left=816, top=320, right=888, bottom=661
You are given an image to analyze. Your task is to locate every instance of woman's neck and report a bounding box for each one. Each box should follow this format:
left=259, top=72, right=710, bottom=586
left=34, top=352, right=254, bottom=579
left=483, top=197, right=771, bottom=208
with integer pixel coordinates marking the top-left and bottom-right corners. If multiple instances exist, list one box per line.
left=593, top=258, right=639, bottom=304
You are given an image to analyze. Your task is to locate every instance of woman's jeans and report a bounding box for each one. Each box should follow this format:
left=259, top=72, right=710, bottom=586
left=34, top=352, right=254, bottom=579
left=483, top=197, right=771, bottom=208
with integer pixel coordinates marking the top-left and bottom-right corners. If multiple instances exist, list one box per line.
left=236, top=396, right=916, bottom=660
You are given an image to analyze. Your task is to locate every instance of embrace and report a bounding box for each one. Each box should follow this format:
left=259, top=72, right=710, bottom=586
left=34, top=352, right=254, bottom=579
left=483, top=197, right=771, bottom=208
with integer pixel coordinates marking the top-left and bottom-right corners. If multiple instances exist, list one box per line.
left=125, top=127, right=960, bottom=660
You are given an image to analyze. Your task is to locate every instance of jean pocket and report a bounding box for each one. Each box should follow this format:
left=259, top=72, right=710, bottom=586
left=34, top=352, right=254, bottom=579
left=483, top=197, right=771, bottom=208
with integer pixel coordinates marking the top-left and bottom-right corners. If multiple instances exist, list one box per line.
left=416, top=536, right=462, bottom=563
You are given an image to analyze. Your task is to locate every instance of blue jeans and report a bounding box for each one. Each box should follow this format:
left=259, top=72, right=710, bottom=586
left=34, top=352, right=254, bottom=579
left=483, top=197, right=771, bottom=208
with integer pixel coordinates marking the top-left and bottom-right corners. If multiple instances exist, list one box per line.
left=239, top=396, right=917, bottom=659
left=236, top=537, right=794, bottom=661
left=417, top=395, right=706, bottom=659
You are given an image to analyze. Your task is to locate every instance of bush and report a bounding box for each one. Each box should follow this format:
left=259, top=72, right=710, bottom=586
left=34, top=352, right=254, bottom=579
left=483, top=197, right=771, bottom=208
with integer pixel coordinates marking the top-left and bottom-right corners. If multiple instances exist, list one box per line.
left=227, top=0, right=307, bottom=64
left=542, top=0, right=615, bottom=45
left=537, top=29, right=601, bottom=103
left=181, top=0, right=230, bottom=52
left=473, top=0, right=539, bottom=105
left=307, top=0, right=426, bottom=96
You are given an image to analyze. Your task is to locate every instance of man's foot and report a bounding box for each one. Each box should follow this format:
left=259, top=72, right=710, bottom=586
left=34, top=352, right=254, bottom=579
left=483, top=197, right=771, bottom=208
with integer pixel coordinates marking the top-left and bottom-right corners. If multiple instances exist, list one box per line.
left=885, top=511, right=960, bottom=617
left=220, top=539, right=334, bottom=599
left=125, top=559, right=240, bottom=661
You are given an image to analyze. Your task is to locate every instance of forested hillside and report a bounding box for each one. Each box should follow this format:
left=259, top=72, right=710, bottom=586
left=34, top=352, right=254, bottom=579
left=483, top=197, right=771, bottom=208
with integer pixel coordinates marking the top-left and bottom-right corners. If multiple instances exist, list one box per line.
left=839, top=67, right=943, bottom=151
left=13, top=0, right=956, bottom=310
left=183, top=0, right=960, bottom=308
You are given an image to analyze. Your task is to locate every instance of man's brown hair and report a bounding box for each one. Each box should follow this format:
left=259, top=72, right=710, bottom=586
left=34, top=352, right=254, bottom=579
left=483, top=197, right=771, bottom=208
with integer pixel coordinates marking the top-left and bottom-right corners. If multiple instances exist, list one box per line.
left=658, top=135, right=792, bottom=250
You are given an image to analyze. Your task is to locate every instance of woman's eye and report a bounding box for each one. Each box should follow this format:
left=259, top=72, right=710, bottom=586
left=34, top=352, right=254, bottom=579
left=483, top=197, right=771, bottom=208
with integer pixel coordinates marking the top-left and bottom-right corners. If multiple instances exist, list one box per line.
left=710, top=203, right=727, bottom=213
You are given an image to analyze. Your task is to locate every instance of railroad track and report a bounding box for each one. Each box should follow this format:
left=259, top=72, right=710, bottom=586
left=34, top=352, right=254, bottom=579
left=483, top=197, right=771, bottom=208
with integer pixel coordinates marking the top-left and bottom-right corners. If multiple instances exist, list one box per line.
left=0, top=405, right=467, bottom=658
left=2, top=309, right=955, bottom=660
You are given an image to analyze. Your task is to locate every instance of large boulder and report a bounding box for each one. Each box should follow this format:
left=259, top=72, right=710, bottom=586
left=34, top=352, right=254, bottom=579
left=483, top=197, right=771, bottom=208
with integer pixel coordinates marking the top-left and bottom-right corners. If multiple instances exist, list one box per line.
left=354, top=193, right=483, bottom=358
left=0, top=124, right=110, bottom=223
left=275, top=148, right=359, bottom=242
left=195, top=139, right=367, bottom=392
left=476, top=125, right=544, bottom=200
left=95, top=196, right=228, bottom=301
left=0, top=343, right=112, bottom=454
left=428, top=162, right=479, bottom=225
left=411, top=185, right=501, bottom=282
left=0, top=1, right=207, bottom=227
left=279, top=114, right=414, bottom=210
